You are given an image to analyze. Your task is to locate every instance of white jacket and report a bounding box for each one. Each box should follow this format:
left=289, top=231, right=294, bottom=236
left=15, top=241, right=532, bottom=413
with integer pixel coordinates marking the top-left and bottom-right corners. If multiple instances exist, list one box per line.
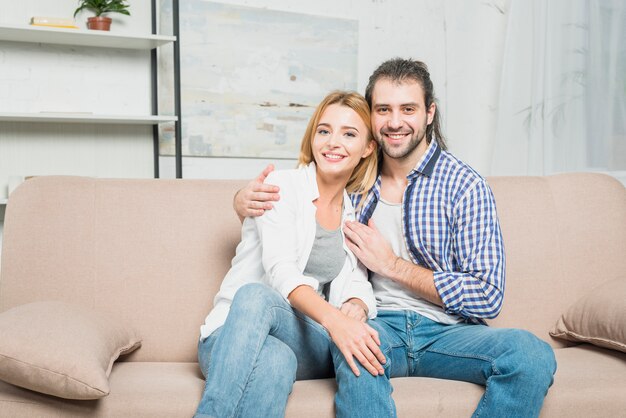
left=200, top=163, right=377, bottom=339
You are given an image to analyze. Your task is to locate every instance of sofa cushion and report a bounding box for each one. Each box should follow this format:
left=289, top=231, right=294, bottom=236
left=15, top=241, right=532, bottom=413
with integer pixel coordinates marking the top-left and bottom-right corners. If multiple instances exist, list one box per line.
left=0, top=362, right=205, bottom=417
left=0, top=301, right=141, bottom=399
left=540, top=345, right=626, bottom=417
left=1, top=346, right=624, bottom=418
left=550, top=277, right=626, bottom=353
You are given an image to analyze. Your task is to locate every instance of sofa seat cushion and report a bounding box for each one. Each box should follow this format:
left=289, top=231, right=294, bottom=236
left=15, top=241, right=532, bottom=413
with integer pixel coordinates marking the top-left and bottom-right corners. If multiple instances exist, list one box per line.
left=0, top=362, right=204, bottom=417
left=286, top=375, right=483, bottom=417
left=541, top=345, right=626, bottom=417
left=0, top=345, right=624, bottom=417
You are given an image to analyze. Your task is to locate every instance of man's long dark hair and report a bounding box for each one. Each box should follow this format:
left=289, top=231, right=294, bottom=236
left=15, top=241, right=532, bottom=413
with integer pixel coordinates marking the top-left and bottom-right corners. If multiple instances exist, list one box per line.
left=365, top=58, right=447, bottom=150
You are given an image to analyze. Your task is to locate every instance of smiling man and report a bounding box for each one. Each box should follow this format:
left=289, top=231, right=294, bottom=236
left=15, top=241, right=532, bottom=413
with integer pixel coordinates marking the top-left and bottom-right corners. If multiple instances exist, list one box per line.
left=235, top=58, right=557, bottom=417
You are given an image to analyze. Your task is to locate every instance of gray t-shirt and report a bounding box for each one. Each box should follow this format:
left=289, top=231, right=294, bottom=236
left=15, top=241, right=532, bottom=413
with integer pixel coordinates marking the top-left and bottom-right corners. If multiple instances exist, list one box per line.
left=303, top=221, right=346, bottom=299
left=370, top=198, right=462, bottom=324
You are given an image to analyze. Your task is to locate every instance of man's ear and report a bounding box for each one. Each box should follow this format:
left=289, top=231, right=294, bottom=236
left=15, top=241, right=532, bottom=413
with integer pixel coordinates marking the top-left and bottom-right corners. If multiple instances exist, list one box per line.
left=427, top=102, right=436, bottom=125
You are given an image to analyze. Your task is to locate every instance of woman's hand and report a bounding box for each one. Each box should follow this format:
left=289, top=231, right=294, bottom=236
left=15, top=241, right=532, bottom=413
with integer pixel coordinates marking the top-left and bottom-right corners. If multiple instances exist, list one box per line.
left=288, top=286, right=385, bottom=377
left=322, top=311, right=386, bottom=377
left=340, top=298, right=368, bottom=322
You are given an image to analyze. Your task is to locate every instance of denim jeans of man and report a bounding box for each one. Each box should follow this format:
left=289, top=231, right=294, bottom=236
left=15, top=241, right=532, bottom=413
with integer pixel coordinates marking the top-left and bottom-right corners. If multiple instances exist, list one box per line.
left=333, top=309, right=557, bottom=418
left=194, top=283, right=395, bottom=418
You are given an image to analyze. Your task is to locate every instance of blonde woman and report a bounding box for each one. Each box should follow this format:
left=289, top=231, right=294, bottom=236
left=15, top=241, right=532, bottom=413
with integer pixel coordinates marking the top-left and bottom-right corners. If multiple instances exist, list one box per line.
left=195, top=91, right=396, bottom=418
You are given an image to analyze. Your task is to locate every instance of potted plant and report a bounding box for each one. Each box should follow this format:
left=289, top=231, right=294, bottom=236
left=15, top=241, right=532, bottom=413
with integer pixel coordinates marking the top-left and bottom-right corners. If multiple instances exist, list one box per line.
left=73, top=0, right=130, bottom=31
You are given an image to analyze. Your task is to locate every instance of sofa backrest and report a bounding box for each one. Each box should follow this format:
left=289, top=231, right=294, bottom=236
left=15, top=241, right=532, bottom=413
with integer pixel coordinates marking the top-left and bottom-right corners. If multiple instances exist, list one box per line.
left=0, top=177, right=245, bottom=362
left=1, top=173, right=625, bottom=361
left=486, top=173, right=626, bottom=345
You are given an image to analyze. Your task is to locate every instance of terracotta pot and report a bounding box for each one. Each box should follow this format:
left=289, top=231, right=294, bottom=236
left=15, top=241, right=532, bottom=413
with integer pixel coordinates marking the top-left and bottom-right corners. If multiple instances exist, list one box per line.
left=87, top=16, right=112, bottom=31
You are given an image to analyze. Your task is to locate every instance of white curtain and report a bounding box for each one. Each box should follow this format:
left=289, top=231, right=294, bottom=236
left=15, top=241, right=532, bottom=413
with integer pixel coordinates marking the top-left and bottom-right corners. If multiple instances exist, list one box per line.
left=491, top=0, right=625, bottom=179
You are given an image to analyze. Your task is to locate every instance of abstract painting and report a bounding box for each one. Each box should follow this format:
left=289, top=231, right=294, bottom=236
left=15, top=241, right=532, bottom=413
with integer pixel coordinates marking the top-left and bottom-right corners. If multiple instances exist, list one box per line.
left=159, top=1, right=359, bottom=159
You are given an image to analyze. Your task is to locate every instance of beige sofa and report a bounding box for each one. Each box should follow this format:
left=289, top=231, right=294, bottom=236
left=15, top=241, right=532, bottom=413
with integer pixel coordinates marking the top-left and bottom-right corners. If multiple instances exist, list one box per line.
left=0, top=173, right=624, bottom=417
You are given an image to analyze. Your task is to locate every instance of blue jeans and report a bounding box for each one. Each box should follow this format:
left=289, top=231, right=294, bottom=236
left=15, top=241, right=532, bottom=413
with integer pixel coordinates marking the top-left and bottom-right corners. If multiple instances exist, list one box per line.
left=194, top=283, right=395, bottom=418
left=336, top=310, right=556, bottom=418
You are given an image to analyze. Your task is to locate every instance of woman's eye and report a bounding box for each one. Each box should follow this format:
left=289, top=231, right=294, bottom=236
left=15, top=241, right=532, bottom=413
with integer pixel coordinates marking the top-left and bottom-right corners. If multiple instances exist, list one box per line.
left=345, top=131, right=356, bottom=138
left=317, top=129, right=330, bottom=135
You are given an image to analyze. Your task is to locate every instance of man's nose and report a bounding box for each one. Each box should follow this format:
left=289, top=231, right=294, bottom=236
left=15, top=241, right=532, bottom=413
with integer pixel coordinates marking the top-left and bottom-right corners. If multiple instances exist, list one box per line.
left=387, top=111, right=402, bottom=130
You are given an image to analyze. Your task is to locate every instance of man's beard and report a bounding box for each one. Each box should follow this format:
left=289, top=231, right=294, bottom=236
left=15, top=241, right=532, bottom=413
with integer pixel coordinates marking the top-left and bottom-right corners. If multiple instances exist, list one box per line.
left=376, top=124, right=427, bottom=160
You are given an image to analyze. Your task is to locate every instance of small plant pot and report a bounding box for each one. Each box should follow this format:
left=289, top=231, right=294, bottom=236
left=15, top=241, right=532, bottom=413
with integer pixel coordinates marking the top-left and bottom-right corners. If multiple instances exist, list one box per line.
left=87, top=16, right=112, bottom=31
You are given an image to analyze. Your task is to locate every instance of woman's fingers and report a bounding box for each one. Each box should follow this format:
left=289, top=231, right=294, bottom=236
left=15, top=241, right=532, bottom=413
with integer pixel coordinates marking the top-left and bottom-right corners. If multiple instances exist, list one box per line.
left=338, top=329, right=385, bottom=376
left=365, top=331, right=387, bottom=365
left=352, top=345, right=381, bottom=376
left=340, top=347, right=361, bottom=377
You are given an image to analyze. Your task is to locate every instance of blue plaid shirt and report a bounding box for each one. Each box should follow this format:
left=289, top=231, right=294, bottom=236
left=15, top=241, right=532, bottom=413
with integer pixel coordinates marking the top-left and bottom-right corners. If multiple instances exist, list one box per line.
left=352, top=141, right=505, bottom=322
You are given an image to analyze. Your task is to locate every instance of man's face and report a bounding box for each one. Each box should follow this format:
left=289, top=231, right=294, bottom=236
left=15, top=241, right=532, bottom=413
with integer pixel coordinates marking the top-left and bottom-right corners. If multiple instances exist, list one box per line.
left=370, top=78, right=435, bottom=162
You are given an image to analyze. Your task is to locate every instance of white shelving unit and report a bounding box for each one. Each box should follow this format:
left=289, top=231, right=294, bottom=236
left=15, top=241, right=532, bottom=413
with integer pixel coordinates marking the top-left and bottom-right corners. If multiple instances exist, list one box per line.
left=0, top=24, right=177, bottom=127
left=0, top=19, right=180, bottom=178
left=0, top=112, right=177, bottom=125
left=0, top=24, right=175, bottom=50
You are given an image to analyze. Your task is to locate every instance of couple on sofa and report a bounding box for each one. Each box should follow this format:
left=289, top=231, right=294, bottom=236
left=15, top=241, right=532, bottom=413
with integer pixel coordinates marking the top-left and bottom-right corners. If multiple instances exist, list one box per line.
left=194, top=58, right=557, bottom=418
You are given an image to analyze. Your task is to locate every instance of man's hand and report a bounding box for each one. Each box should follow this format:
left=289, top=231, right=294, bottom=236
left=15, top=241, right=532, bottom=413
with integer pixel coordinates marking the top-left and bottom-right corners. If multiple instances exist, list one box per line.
left=323, top=311, right=386, bottom=377
left=345, top=219, right=444, bottom=307
left=233, top=164, right=280, bottom=221
left=343, top=219, right=399, bottom=278
left=340, top=298, right=368, bottom=322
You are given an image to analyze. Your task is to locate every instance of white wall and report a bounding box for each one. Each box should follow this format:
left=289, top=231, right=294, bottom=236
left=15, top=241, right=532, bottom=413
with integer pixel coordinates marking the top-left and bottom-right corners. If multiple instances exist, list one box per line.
left=0, top=0, right=510, bottom=188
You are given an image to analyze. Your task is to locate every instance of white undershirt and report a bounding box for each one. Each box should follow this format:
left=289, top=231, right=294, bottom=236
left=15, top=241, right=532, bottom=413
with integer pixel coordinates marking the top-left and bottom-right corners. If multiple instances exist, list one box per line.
left=370, top=198, right=462, bottom=325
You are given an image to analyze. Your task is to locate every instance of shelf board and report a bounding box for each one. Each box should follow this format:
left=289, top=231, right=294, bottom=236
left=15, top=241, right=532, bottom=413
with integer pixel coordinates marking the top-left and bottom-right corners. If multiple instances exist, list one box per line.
left=0, top=24, right=175, bottom=50
left=0, top=198, right=7, bottom=205
left=0, top=112, right=177, bottom=125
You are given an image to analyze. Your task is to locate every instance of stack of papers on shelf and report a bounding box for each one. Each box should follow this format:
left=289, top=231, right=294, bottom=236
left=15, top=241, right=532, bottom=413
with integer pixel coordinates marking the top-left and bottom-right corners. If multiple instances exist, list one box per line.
left=30, top=17, right=79, bottom=29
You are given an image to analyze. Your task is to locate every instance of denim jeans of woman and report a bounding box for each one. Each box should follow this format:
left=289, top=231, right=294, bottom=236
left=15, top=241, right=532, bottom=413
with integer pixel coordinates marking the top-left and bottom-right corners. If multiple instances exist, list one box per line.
left=194, top=283, right=395, bottom=418
left=333, top=309, right=557, bottom=418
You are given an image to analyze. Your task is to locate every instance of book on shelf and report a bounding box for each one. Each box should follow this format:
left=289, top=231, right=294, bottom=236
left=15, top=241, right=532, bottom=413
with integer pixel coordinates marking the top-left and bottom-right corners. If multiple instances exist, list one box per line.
left=30, top=17, right=79, bottom=29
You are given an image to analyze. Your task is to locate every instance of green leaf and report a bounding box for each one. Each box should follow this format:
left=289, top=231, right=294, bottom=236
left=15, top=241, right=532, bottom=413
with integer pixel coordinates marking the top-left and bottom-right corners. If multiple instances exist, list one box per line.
left=73, top=0, right=130, bottom=17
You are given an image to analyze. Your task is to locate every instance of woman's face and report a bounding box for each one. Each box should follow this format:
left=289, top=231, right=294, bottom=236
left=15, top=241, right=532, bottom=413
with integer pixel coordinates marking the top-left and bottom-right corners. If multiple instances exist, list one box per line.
left=311, top=103, right=373, bottom=179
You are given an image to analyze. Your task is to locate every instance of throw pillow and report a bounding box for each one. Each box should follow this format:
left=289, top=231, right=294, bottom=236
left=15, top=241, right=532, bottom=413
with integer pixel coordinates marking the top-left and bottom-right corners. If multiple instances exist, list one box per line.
left=0, top=301, right=141, bottom=399
left=550, top=277, right=626, bottom=353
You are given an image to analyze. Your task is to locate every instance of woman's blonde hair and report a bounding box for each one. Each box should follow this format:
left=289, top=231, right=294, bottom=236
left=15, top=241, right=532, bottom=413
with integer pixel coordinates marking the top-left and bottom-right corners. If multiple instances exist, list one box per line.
left=297, top=91, right=378, bottom=206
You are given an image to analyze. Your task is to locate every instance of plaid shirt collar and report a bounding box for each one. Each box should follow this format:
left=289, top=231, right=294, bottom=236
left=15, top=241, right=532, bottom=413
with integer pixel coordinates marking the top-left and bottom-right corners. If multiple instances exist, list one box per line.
left=409, top=139, right=442, bottom=180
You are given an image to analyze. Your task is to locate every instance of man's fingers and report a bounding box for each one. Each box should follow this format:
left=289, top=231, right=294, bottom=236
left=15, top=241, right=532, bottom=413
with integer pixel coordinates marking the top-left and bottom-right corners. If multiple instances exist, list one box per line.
left=342, top=224, right=362, bottom=246
left=249, top=201, right=272, bottom=211
left=343, top=221, right=371, bottom=243
left=251, top=190, right=280, bottom=203
left=257, top=164, right=275, bottom=182
left=252, top=183, right=280, bottom=195
left=246, top=208, right=265, bottom=217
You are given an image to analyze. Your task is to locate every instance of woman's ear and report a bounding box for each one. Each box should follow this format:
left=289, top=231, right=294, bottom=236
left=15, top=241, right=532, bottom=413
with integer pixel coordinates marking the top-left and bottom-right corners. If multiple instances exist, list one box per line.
left=361, top=139, right=376, bottom=159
